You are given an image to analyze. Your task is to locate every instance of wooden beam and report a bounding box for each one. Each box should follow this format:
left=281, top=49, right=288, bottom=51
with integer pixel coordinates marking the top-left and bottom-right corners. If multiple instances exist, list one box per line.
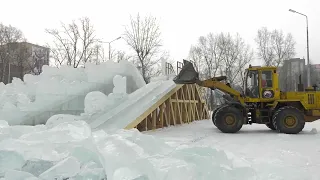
left=126, top=83, right=209, bottom=131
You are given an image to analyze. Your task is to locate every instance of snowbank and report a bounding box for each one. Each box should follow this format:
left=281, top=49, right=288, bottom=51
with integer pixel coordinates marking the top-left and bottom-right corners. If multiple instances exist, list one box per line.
left=0, top=120, right=258, bottom=180
left=0, top=60, right=145, bottom=126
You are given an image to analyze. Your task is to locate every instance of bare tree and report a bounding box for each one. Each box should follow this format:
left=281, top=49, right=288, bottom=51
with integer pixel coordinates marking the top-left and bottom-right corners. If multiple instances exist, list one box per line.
left=188, top=45, right=203, bottom=74
left=255, top=27, right=296, bottom=67
left=188, top=33, right=225, bottom=110
left=123, top=13, right=166, bottom=83
left=219, top=33, right=253, bottom=88
left=114, top=50, right=132, bottom=62
left=188, top=32, right=253, bottom=109
left=46, top=17, right=98, bottom=68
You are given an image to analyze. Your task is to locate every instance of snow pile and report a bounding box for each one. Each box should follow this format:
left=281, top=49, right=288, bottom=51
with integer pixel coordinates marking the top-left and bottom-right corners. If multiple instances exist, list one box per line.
left=0, top=120, right=257, bottom=180
left=0, top=60, right=145, bottom=126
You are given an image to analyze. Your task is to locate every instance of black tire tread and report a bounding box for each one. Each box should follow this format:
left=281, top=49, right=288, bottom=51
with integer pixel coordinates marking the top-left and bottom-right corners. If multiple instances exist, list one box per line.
left=211, top=104, right=228, bottom=126
left=213, top=105, right=243, bottom=133
left=266, top=123, right=276, bottom=130
left=272, top=106, right=305, bottom=134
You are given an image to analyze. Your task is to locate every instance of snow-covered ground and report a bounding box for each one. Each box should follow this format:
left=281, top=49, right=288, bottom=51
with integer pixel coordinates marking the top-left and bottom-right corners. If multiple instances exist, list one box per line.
left=146, top=119, right=320, bottom=180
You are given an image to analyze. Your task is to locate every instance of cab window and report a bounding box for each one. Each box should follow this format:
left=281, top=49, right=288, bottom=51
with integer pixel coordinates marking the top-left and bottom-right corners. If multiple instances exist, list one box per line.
left=261, top=71, right=272, bottom=88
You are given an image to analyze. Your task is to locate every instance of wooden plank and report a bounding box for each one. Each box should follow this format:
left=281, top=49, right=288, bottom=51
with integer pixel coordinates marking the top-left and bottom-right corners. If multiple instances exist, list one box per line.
left=170, top=97, right=176, bottom=125
left=163, top=101, right=169, bottom=127
left=186, top=85, right=195, bottom=121
left=171, top=99, right=198, bottom=103
left=191, top=85, right=200, bottom=120
left=152, top=110, right=157, bottom=130
left=175, top=92, right=183, bottom=124
left=160, top=104, right=164, bottom=128
left=180, top=86, right=190, bottom=123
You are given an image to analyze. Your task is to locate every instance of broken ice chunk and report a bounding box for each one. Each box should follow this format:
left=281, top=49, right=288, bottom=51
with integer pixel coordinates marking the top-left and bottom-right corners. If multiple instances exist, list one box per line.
left=39, top=156, right=80, bottom=180
left=113, top=75, right=127, bottom=94
left=74, top=167, right=106, bottom=180
left=84, top=91, right=108, bottom=115
left=113, top=167, right=149, bottom=180
left=0, top=150, right=25, bottom=175
left=5, top=169, right=39, bottom=180
left=21, top=159, right=55, bottom=177
left=46, top=114, right=81, bottom=128
left=310, top=128, right=317, bottom=134
left=0, top=120, right=8, bottom=128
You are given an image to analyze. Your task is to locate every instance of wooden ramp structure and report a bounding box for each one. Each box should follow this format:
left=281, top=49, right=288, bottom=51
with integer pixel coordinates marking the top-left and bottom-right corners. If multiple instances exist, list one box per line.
left=124, top=83, right=210, bottom=131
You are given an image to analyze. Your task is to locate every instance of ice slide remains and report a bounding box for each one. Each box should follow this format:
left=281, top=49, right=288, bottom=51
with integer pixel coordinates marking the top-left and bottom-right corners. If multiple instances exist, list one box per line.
left=42, top=63, right=209, bottom=131
left=0, top=60, right=146, bottom=126
left=84, top=69, right=209, bottom=131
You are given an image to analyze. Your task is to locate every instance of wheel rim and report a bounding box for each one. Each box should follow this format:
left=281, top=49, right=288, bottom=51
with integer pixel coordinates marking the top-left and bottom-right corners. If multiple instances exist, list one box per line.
left=284, top=115, right=297, bottom=128
left=225, top=114, right=236, bottom=125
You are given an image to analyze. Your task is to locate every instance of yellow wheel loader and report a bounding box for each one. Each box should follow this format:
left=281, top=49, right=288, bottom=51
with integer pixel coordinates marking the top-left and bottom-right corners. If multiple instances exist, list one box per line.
left=173, top=60, right=320, bottom=134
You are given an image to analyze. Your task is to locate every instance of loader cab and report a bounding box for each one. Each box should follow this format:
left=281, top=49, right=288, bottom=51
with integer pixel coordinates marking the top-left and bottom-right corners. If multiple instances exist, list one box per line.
left=244, top=65, right=279, bottom=102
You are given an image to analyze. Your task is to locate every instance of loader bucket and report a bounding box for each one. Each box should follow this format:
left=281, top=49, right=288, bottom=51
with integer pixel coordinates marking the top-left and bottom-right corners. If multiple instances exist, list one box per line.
left=173, top=60, right=199, bottom=84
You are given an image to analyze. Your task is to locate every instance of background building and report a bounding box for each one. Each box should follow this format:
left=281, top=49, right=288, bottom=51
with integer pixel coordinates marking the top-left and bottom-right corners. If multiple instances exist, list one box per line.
left=278, top=58, right=320, bottom=91
left=0, top=42, right=50, bottom=84
left=278, top=58, right=305, bottom=91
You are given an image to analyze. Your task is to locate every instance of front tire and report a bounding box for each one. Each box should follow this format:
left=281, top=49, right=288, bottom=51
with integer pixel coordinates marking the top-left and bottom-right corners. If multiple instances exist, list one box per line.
left=272, top=106, right=305, bottom=134
left=214, top=105, right=244, bottom=133
left=266, top=123, right=276, bottom=130
left=211, top=105, right=226, bottom=126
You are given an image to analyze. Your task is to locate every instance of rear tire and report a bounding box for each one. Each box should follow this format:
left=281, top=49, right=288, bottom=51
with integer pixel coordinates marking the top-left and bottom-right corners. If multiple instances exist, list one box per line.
left=272, top=106, right=305, bottom=134
left=214, top=105, right=244, bottom=133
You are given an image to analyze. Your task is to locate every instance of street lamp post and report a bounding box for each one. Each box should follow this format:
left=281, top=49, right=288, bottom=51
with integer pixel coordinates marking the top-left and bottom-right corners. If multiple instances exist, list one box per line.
left=289, top=9, right=310, bottom=87
left=99, top=36, right=122, bottom=61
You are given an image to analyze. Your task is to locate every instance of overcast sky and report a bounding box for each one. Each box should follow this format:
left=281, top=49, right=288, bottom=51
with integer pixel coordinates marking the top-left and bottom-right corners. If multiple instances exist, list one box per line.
left=1, top=0, right=319, bottom=66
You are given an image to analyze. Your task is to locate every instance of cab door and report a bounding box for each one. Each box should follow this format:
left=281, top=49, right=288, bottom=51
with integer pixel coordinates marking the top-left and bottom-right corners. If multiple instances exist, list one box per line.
left=244, top=70, right=260, bottom=99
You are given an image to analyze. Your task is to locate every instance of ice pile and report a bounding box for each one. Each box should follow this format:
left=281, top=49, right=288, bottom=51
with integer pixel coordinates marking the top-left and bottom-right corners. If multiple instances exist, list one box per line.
left=40, top=72, right=176, bottom=131
left=0, top=60, right=146, bottom=126
left=0, top=120, right=257, bottom=180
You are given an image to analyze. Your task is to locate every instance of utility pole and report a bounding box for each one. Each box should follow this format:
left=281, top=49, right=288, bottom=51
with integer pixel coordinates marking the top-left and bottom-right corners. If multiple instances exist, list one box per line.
left=96, top=45, right=99, bottom=64
left=99, top=36, right=122, bottom=61
left=289, top=9, right=311, bottom=87
left=8, top=62, right=10, bottom=84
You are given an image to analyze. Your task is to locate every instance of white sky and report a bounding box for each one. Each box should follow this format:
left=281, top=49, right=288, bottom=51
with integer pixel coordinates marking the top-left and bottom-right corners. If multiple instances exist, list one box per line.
left=1, top=0, right=319, bottom=66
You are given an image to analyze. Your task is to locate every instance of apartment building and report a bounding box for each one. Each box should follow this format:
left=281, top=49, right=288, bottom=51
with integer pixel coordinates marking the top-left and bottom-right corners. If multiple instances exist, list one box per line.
left=0, top=42, right=50, bottom=84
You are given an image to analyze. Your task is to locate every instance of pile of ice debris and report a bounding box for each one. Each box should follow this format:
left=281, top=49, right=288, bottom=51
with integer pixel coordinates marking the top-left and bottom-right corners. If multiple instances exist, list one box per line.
left=0, top=60, right=146, bottom=125
left=43, top=72, right=176, bottom=131
left=0, top=119, right=258, bottom=180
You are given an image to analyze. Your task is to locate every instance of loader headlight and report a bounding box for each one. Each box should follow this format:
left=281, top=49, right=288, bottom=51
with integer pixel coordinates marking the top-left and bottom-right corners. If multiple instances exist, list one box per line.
left=262, top=90, right=274, bottom=98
